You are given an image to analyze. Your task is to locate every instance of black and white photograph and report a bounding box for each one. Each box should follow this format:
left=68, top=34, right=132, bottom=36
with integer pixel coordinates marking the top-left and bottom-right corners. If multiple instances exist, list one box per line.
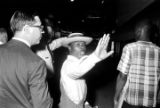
left=0, top=0, right=160, bottom=108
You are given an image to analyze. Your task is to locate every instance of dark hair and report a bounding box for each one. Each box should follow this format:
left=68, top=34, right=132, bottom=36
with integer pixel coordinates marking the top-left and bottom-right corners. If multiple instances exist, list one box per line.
left=10, top=10, right=38, bottom=33
left=134, top=19, right=155, bottom=41
left=0, top=28, right=7, bottom=33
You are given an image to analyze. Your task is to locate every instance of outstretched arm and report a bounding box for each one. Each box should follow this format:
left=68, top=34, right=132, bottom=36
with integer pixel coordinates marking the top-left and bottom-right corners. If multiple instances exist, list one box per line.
left=49, top=37, right=67, bottom=51
left=66, top=34, right=114, bottom=79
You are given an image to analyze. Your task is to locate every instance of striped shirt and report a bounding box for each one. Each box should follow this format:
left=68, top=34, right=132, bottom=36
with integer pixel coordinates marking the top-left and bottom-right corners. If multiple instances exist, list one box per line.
left=117, top=41, right=160, bottom=107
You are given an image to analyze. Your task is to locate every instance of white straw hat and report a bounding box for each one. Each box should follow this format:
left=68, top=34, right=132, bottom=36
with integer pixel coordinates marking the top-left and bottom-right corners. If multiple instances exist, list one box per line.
left=63, top=33, right=93, bottom=47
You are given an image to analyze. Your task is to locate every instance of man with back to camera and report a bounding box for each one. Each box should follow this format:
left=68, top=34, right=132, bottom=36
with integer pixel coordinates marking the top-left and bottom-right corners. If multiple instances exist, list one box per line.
left=114, top=19, right=160, bottom=108
left=0, top=10, right=53, bottom=108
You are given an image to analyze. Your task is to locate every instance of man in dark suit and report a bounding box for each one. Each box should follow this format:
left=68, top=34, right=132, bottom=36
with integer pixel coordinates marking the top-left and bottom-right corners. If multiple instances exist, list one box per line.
left=0, top=10, right=53, bottom=108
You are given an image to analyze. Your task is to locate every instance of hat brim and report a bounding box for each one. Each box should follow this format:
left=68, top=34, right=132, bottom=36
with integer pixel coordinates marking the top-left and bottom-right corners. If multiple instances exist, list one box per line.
left=63, top=36, right=93, bottom=47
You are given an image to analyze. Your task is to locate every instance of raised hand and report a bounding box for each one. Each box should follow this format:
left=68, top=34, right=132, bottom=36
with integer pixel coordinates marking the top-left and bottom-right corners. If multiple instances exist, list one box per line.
left=94, top=34, right=114, bottom=60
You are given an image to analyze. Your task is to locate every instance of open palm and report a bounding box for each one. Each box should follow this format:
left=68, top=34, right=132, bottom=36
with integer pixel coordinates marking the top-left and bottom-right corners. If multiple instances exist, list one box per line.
left=94, top=34, right=114, bottom=60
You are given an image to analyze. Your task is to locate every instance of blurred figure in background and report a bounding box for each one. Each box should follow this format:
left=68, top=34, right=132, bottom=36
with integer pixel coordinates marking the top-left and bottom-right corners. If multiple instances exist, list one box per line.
left=32, top=16, right=67, bottom=76
left=0, top=28, right=8, bottom=45
left=32, top=15, right=67, bottom=108
left=114, top=19, right=160, bottom=108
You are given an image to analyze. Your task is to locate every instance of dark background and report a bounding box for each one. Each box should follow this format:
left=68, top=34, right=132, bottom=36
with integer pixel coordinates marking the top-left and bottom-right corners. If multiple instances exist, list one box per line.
left=1, top=0, right=160, bottom=108
left=0, top=0, right=158, bottom=38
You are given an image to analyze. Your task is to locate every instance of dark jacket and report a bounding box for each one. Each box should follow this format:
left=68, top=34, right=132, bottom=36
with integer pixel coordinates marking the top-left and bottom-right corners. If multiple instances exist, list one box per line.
left=0, top=39, right=53, bottom=108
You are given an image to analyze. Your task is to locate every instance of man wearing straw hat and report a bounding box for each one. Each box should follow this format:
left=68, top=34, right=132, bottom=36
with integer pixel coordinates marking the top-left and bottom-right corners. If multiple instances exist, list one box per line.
left=59, top=33, right=114, bottom=108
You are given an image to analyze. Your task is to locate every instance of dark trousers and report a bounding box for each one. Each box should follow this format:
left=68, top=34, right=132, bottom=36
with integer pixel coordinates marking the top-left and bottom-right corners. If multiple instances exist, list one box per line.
left=122, top=101, right=160, bottom=108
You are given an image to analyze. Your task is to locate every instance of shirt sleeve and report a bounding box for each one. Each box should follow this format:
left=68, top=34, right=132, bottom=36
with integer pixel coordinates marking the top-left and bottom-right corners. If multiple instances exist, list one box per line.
left=29, top=60, right=53, bottom=108
left=117, top=45, right=131, bottom=75
left=49, top=37, right=67, bottom=51
left=65, top=53, right=101, bottom=79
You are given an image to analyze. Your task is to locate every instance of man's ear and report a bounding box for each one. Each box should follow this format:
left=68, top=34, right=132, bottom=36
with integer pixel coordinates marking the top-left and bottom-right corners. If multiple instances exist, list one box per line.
left=23, top=25, right=30, bottom=33
left=34, top=16, right=41, bottom=23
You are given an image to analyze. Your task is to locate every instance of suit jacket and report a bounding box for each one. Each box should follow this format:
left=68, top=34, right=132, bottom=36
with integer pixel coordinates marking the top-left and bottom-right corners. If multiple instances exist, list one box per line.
left=0, top=39, right=53, bottom=108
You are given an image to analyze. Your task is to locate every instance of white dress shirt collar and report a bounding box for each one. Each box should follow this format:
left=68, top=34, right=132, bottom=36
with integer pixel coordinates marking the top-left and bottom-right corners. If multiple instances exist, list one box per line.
left=67, top=55, right=88, bottom=61
left=0, top=41, right=4, bottom=45
left=12, top=37, right=31, bottom=47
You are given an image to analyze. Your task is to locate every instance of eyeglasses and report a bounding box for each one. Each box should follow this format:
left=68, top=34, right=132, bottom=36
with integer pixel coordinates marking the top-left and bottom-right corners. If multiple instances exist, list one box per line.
left=30, top=25, right=44, bottom=33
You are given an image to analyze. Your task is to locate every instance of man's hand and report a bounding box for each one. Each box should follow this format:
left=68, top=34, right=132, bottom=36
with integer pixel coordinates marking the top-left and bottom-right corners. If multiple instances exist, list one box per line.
left=94, top=34, right=114, bottom=60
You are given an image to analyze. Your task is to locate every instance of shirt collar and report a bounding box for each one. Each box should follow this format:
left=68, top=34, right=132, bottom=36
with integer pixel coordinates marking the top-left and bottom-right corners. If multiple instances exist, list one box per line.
left=12, top=37, right=31, bottom=47
left=0, top=41, right=4, bottom=45
left=137, top=41, right=152, bottom=44
left=67, top=55, right=88, bottom=61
